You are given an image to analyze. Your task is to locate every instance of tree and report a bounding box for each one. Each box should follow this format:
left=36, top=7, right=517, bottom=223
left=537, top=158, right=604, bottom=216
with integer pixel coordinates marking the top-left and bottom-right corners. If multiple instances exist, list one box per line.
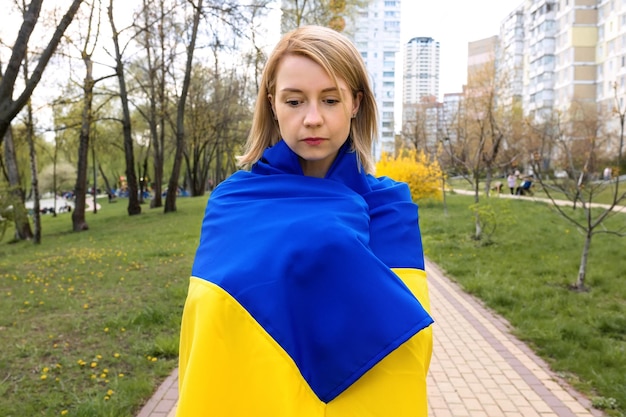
left=164, top=0, right=203, bottom=213
left=21, top=39, right=41, bottom=241
left=401, top=97, right=440, bottom=154
left=530, top=95, right=626, bottom=291
left=2, top=127, right=33, bottom=240
left=133, top=0, right=177, bottom=209
left=38, top=161, right=76, bottom=195
left=0, top=0, right=85, bottom=242
left=108, top=0, right=141, bottom=216
left=280, top=0, right=369, bottom=33
left=71, top=0, right=114, bottom=230
left=441, top=61, right=514, bottom=240
left=375, top=149, right=443, bottom=201
left=0, top=0, right=85, bottom=146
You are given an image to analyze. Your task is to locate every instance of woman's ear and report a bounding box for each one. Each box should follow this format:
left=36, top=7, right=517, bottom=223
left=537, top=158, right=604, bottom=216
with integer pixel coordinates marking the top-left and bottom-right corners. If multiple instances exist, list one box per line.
left=268, top=94, right=277, bottom=120
left=352, top=91, right=363, bottom=117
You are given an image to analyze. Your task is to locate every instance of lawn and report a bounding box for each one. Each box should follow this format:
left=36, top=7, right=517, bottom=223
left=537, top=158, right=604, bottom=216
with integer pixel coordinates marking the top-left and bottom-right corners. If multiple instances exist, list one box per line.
left=419, top=192, right=626, bottom=416
left=0, top=196, right=208, bottom=417
left=0, top=191, right=624, bottom=416
left=448, top=175, right=625, bottom=205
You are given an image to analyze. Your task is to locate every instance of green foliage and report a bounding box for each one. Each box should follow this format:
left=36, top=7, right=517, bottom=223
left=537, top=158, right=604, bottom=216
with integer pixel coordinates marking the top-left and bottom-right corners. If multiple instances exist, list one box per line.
left=468, top=198, right=515, bottom=244
left=0, top=185, right=18, bottom=242
left=38, top=162, right=77, bottom=194
left=592, top=396, right=619, bottom=411
left=420, top=194, right=626, bottom=416
left=0, top=196, right=208, bottom=416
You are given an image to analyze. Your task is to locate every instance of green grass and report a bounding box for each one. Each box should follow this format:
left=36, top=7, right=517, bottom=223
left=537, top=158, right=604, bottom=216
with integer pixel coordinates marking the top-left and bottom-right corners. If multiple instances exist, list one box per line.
left=1, top=191, right=625, bottom=416
left=448, top=176, right=625, bottom=205
left=0, top=196, right=208, bottom=417
left=419, top=193, right=626, bottom=416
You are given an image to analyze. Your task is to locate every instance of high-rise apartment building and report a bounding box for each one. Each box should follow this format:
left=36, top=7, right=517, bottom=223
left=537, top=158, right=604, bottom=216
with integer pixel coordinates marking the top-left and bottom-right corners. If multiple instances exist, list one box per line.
left=346, top=0, right=402, bottom=159
left=522, top=0, right=558, bottom=121
left=401, top=37, right=441, bottom=150
left=467, top=36, right=499, bottom=85
left=498, top=6, right=525, bottom=109
left=554, top=0, right=597, bottom=114
left=403, top=37, right=440, bottom=103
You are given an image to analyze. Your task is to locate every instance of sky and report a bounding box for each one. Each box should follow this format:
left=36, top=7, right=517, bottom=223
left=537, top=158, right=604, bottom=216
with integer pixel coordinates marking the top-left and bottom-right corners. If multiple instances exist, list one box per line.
left=401, top=0, right=524, bottom=98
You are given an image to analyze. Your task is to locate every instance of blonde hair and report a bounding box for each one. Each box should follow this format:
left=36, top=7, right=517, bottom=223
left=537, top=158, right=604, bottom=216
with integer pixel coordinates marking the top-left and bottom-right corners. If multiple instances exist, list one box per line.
left=237, top=25, right=378, bottom=174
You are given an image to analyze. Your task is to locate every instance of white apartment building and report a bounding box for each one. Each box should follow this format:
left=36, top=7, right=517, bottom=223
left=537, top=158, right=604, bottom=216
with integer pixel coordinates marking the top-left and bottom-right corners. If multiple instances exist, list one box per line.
left=403, top=37, right=440, bottom=104
left=554, top=0, right=597, bottom=115
left=401, top=37, right=441, bottom=150
left=521, top=0, right=558, bottom=121
left=346, top=0, right=402, bottom=159
left=498, top=5, right=525, bottom=109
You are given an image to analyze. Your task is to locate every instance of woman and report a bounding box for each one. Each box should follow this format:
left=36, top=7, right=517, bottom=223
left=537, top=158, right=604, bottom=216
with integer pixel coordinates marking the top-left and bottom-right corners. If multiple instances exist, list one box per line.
left=177, top=25, right=433, bottom=416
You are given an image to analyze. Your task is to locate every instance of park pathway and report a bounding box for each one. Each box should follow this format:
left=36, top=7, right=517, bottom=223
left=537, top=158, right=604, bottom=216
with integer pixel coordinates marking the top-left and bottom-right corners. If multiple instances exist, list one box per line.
left=136, top=259, right=604, bottom=417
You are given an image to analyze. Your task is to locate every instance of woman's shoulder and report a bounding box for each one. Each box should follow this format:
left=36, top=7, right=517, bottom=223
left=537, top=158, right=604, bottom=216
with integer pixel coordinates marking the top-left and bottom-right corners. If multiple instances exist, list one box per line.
left=365, top=174, right=413, bottom=202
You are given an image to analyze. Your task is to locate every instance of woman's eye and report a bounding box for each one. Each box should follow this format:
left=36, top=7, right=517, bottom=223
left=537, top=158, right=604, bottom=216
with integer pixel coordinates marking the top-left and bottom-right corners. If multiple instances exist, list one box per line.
left=324, top=98, right=340, bottom=105
left=286, top=100, right=301, bottom=106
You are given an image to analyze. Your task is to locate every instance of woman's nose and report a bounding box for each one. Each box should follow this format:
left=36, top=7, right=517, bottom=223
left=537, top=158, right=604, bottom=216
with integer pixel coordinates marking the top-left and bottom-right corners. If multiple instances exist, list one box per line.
left=303, top=104, right=323, bottom=127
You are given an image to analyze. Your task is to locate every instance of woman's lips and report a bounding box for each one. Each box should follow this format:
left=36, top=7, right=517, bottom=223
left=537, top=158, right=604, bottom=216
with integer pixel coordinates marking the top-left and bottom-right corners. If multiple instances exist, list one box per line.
left=302, top=138, right=324, bottom=145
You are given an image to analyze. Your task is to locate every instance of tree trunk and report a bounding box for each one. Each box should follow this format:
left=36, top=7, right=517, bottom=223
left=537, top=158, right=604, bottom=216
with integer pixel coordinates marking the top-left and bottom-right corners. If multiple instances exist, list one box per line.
left=22, top=42, right=41, bottom=243
left=574, top=230, right=592, bottom=291
left=165, top=0, right=203, bottom=213
left=109, top=0, right=141, bottom=216
left=25, top=99, right=41, bottom=243
left=98, top=164, right=113, bottom=196
left=143, top=0, right=165, bottom=209
left=72, top=56, right=94, bottom=232
left=91, top=139, right=98, bottom=214
left=473, top=177, right=482, bottom=240
left=3, top=127, right=33, bottom=240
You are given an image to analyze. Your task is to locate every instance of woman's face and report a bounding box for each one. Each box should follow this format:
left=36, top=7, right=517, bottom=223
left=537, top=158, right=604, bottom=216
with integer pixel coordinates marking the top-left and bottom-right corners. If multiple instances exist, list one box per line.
left=269, top=55, right=361, bottom=178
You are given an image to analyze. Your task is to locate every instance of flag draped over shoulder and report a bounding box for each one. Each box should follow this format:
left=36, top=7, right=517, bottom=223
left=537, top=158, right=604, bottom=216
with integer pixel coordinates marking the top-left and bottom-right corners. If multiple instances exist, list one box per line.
left=177, top=140, right=434, bottom=417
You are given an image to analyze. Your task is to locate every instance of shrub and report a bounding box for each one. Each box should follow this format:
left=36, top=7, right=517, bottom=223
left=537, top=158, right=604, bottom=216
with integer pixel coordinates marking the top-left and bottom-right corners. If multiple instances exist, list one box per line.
left=375, top=150, right=444, bottom=201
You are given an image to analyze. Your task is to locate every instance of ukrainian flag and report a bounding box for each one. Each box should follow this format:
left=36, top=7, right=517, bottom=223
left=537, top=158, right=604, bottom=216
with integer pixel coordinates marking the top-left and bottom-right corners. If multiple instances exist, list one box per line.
left=177, top=141, right=433, bottom=416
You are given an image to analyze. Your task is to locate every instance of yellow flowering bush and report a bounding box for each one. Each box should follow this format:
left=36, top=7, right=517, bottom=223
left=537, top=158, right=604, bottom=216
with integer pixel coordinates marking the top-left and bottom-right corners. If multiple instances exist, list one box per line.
left=375, top=150, right=444, bottom=201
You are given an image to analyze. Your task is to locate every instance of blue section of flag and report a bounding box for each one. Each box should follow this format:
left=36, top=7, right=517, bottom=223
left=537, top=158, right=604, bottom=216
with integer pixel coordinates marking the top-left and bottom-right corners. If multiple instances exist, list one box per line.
left=191, top=140, right=433, bottom=402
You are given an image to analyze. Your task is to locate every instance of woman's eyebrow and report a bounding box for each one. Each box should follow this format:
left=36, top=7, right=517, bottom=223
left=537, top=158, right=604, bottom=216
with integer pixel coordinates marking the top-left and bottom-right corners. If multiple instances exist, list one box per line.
left=278, top=86, right=344, bottom=94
